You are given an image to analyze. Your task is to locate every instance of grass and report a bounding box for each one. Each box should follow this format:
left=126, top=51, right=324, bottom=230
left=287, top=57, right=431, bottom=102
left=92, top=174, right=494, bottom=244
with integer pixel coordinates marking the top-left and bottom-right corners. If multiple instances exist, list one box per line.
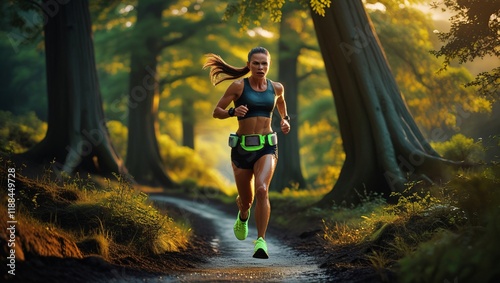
left=395, top=167, right=500, bottom=283
left=267, top=164, right=500, bottom=283
left=0, top=157, right=191, bottom=260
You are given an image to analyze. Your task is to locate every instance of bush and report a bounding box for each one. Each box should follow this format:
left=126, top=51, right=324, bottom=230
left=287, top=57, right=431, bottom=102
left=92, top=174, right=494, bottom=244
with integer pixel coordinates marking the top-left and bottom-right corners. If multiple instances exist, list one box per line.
left=442, top=169, right=500, bottom=225
left=397, top=168, right=500, bottom=282
left=0, top=111, right=47, bottom=153
left=64, top=174, right=189, bottom=254
left=398, top=212, right=500, bottom=283
left=431, top=134, right=485, bottom=163
left=3, top=163, right=190, bottom=256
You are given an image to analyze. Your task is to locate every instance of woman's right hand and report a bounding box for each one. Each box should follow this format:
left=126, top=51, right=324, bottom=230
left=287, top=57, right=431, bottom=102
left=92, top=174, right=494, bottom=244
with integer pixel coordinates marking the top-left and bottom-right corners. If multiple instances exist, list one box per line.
left=235, top=105, right=248, bottom=118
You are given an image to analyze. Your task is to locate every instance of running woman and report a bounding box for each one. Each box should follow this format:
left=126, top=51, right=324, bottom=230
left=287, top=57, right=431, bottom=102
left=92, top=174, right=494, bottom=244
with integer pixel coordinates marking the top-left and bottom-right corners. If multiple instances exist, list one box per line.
left=204, top=47, right=291, bottom=258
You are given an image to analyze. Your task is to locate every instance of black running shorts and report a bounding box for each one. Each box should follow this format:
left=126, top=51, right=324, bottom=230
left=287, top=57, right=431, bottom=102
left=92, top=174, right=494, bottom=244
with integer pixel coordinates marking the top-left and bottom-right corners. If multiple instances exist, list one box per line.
left=231, top=143, right=278, bottom=169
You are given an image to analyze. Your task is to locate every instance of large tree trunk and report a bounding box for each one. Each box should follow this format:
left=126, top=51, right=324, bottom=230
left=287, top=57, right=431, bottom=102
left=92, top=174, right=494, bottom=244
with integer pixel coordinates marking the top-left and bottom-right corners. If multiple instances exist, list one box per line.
left=182, top=98, right=195, bottom=149
left=311, top=0, right=451, bottom=206
left=23, top=0, right=127, bottom=177
left=271, top=7, right=307, bottom=191
left=126, top=0, right=175, bottom=187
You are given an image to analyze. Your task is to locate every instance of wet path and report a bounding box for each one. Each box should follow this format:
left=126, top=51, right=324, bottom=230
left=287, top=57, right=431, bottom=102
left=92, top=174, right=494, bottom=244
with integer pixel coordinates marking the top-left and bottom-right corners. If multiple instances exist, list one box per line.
left=144, top=195, right=330, bottom=282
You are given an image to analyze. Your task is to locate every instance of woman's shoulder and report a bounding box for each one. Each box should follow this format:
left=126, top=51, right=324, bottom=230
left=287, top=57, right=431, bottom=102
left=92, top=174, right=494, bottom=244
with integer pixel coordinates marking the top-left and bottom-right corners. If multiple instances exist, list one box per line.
left=233, top=79, right=247, bottom=89
left=226, top=79, right=245, bottom=94
left=233, top=78, right=246, bottom=86
left=269, top=80, right=284, bottom=94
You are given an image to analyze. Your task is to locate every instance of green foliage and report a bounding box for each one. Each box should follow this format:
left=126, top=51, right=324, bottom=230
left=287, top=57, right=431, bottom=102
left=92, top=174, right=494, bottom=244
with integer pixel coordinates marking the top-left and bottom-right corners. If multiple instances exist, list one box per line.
left=385, top=186, right=442, bottom=218
left=89, top=174, right=189, bottom=254
left=314, top=165, right=500, bottom=281
left=0, top=111, right=47, bottom=153
left=441, top=169, right=500, bottom=225
left=431, top=0, right=500, bottom=99
left=430, top=134, right=485, bottom=163
left=394, top=169, right=500, bottom=282
left=106, top=120, right=128, bottom=159
left=466, top=67, right=500, bottom=100
left=322, top=220, right=367, bottom=245
left=223, top=0, right=332, bottom=29
left=157, top=134, right=234, bottom=195
left=106, top=118, right=233, bottom=194
left=398, top=213, right=500, bottom=283
left=320, top=192, right=393, bottom=246
left=223, top=0, right=286, bottom=29
left=7, top=163, right=190, bottom=255
left=0, top=35, right=47, bottom=118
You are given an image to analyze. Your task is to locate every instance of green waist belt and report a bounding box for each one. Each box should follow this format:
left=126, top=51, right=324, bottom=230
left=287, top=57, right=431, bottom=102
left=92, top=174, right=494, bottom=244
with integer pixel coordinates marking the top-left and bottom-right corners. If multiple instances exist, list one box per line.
left=228, top=133, right=278, bottom=151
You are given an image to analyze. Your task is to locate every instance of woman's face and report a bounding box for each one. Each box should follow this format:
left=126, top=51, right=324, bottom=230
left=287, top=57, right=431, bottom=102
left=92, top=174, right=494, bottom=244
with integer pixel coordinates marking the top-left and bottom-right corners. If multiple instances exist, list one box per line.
left=247, top=53, right=270, bottom=78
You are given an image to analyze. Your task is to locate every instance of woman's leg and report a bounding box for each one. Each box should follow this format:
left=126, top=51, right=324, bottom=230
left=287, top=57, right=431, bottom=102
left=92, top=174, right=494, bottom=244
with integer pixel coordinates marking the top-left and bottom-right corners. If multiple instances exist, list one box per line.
left=232, top=164, right=254, bottom=220
left=252, top=154, right=277, bottom=239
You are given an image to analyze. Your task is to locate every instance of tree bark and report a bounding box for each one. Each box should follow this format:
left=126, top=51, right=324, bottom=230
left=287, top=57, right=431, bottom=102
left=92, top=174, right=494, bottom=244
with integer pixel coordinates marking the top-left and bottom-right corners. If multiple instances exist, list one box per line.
left=126, top=0, right=175, bottom=187
left=24, top=0, right=127, bottom=177
left=182, top=98, right=195, bottom=149
left=311, top=0, right=451, bottom=206
left=271, top=7, right=307, bottom=191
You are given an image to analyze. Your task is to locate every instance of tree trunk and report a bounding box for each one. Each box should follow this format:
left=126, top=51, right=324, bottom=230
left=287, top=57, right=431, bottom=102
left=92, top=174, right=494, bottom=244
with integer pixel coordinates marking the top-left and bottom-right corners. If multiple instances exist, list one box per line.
left=24, top=0, right=127, bottom=177
left=182, top=98, right=195, bottom=149
left=271, top=7, right=307, bottom=191
left=126, top=0, right=175, bottom=187
left=311, top=0, right=451, bottom=206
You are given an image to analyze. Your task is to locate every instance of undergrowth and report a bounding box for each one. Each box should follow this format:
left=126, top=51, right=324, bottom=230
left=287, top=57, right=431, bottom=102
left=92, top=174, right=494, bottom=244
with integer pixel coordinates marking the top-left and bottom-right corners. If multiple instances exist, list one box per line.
left=318, top=165, right=500, bottom=282
left=0, top=158, right=190, bottom=259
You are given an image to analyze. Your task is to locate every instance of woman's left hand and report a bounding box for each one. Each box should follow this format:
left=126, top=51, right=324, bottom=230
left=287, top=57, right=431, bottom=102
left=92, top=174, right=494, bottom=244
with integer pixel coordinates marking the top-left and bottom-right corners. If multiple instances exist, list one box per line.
left=281, top=119, right=290, bottom=134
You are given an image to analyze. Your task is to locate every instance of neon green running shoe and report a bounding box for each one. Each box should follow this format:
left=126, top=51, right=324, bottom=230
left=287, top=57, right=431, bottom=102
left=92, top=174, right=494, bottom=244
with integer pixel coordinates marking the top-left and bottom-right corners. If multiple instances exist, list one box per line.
left=253, top=237, right=269, bottom=259
left=233, top=210, right=250, bottom=240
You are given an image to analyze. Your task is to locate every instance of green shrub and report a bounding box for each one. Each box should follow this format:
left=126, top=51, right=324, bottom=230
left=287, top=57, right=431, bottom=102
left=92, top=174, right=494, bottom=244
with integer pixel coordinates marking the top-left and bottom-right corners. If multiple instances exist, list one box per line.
left=397, top=168, right=500, bottom=282
left=431, top=134, right=485, bottom=163
left=398, top=211, right=500, bottom=283
left=8, top=165, right=190, bottom=256
left=66, top=175, right=189, bottom=254
left=0, top=111, right=47, bottom=153
left=442, top=170, right=500, bottom=225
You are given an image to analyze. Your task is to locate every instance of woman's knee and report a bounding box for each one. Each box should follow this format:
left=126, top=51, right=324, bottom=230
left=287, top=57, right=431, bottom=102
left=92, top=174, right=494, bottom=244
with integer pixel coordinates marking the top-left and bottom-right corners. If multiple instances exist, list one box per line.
left=255, top=184, right=269, bottom=200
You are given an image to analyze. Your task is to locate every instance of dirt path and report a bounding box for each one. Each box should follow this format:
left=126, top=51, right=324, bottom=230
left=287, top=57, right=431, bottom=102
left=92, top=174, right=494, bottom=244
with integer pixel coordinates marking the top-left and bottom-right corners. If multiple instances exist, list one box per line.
left=141, top=195, right=330, bottom=282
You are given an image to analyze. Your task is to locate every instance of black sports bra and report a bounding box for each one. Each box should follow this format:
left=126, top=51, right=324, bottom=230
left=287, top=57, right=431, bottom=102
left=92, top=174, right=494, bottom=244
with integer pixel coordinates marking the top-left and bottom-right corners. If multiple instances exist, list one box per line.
left=235, top=78, right=276, bottom=120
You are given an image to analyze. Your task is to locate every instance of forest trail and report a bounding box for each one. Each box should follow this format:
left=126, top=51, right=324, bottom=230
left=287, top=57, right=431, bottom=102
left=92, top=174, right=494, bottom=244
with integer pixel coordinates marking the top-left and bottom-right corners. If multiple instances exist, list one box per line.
left=128, top=195, right=330, bottom=282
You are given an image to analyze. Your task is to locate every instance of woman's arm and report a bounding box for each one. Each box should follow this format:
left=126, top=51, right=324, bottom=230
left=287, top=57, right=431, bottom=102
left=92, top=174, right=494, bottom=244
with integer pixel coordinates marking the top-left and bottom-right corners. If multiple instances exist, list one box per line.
left=273, top=82, right=290, bottom=134
left=213, top=80, right=245, bottom=119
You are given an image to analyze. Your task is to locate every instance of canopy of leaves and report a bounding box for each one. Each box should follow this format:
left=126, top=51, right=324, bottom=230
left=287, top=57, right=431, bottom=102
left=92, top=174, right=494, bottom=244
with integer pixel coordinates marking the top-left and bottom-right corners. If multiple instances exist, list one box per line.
left=431, top=0, right=500, bottom=99
left=222, top=0, right=331, bottom=29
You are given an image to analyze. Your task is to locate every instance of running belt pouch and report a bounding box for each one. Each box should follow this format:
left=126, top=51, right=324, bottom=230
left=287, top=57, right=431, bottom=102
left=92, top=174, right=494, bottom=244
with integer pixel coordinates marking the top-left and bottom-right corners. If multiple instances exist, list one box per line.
left=244, top=135, right=261, bottom=146
left=268, top=133, right=278, bottom=146
left=228, top=133, right=239, bottom=148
